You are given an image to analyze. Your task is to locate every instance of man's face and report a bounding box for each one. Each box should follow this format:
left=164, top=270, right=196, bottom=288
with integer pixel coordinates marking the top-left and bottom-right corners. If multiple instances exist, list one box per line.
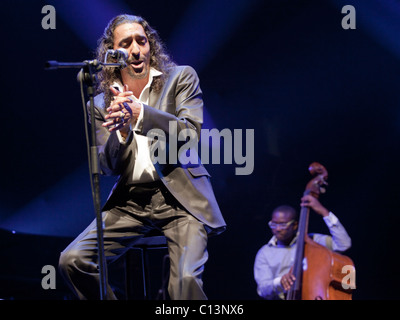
left=113, top=22, right=151, bottom=80
left=270, top=211, right=297, bottom=244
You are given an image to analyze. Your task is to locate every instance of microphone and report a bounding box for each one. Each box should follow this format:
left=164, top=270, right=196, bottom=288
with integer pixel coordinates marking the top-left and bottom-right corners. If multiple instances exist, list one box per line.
left=107, top=48, right=128, bottom=60
left=105, top=48, right=128, bottom=68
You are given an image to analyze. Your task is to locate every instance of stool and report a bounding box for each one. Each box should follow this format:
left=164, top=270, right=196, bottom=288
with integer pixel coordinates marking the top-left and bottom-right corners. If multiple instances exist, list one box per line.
left=124, top=234, right=168, bottom=300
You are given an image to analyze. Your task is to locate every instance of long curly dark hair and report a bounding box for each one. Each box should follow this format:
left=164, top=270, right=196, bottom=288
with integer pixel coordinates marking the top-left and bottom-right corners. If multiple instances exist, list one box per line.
left=95, top=14, right=176, bottom=108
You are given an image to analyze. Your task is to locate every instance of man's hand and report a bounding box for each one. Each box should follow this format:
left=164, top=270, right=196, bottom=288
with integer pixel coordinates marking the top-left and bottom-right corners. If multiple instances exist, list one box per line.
left=281, top=268, right=296, bottom=291
left=300, top=194, right=329, bottom=217
left=102, top=84, right=142, bottom=137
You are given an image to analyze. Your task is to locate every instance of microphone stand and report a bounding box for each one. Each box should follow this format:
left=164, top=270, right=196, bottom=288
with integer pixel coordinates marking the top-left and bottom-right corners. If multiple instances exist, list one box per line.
left=45, top=59, right=121, bottom=300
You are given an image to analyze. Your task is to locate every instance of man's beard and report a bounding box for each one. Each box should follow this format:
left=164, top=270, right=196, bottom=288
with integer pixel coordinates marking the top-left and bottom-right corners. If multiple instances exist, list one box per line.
left=125, top=60, right=149, bottom=79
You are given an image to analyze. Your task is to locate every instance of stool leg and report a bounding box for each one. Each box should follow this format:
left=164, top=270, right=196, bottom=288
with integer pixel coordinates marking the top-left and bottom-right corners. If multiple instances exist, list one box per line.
left=125, top=249, right=147, bottom=300
left=124, top=250, right=134, bottom=300
left=142, top=248, right=151, bottom=299
left=157, top=254, right=170, bottom=300
left=125, top=246, right=168, bottom=300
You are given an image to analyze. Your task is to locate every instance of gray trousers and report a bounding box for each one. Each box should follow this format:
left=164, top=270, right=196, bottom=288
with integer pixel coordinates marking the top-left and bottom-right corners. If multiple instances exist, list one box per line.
left=58, top=183, right=209, bottom=300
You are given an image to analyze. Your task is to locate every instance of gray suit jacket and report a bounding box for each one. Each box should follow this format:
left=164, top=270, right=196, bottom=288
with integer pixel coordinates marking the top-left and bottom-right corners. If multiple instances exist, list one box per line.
left=92, top=65, right=226, bottom=236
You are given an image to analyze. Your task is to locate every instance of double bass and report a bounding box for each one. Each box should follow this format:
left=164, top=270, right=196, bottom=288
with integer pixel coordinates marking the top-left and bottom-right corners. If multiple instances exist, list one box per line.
left=286, top=162, right=355, bottom=300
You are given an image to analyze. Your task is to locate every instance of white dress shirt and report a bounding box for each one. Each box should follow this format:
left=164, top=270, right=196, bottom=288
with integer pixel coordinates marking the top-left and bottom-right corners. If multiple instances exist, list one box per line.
left=113, top=68, right=163, bottom=184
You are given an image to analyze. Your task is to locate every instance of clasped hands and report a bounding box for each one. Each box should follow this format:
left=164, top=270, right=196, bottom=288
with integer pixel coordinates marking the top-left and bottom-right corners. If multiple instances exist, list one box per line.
left=102, top=84, right=141, bottom=135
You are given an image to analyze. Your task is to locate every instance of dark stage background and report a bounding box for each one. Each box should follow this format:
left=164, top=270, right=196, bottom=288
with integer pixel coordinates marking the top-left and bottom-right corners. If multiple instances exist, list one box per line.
left=0, top=0, right=399, bottom=301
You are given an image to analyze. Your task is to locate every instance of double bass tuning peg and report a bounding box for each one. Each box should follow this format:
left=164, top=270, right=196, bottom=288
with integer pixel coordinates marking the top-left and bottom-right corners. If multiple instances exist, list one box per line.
left=320, top=179, right=328, bottom=194
left=308, top=164, right=328, bottom=196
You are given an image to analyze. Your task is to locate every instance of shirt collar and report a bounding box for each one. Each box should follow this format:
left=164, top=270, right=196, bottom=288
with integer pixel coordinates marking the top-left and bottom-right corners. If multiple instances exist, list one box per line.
left=267, top=233, right=298, bottom=247
left=112, top=67, right=162, bottom=93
